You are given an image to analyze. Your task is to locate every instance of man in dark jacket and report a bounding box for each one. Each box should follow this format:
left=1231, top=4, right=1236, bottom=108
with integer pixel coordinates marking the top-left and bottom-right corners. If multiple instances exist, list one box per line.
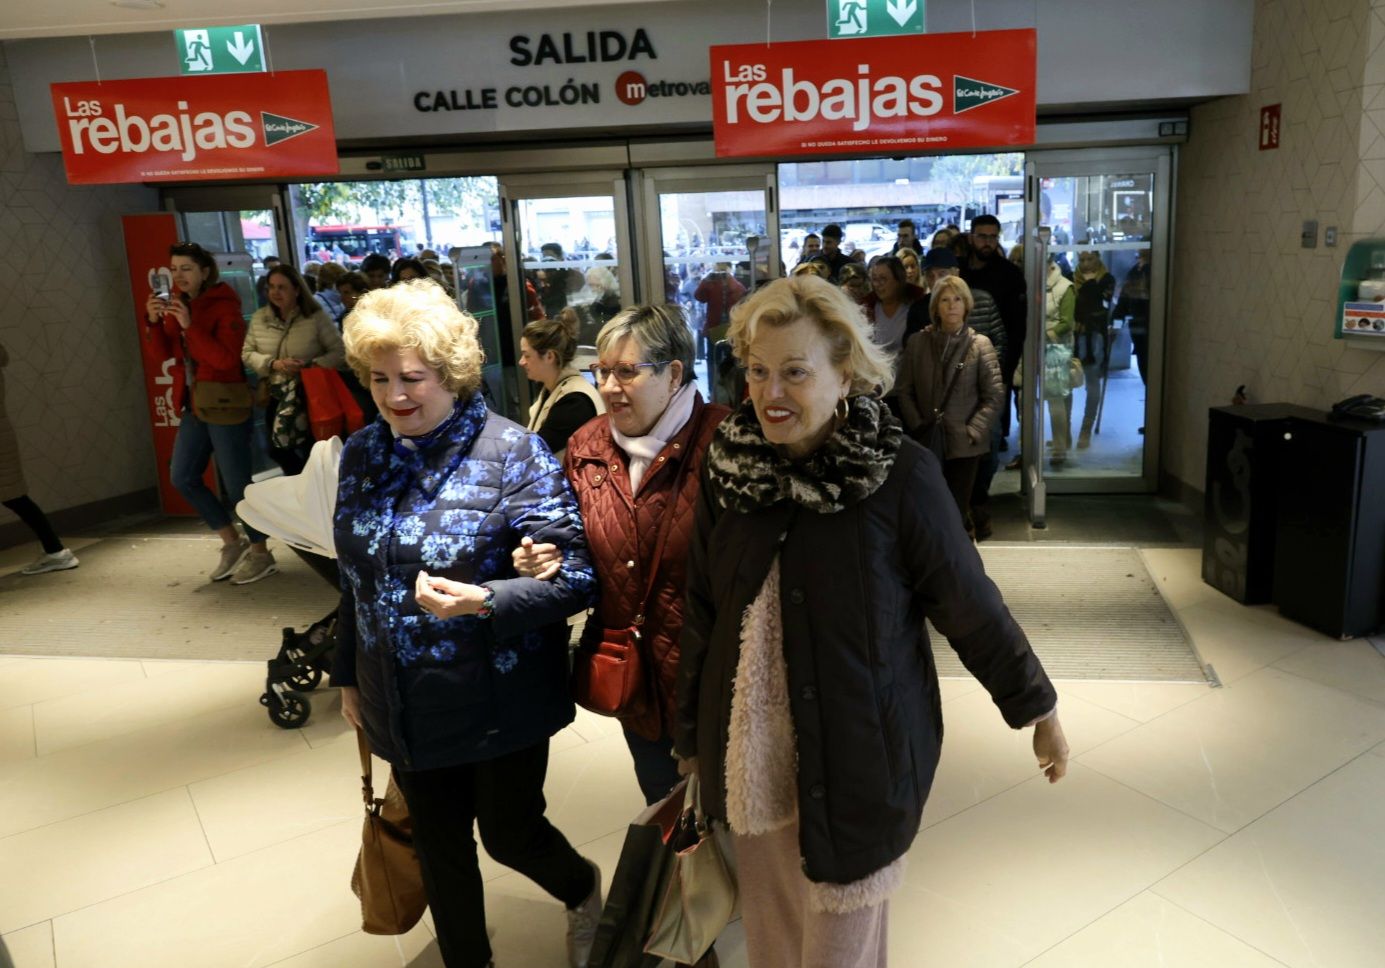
left=819, top=223, right=853, bottom=281
left=961, top=214, right=1026, bottom=438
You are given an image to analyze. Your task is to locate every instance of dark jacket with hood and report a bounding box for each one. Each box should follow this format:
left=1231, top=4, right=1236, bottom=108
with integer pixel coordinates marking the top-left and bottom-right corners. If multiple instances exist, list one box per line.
left=676, top=397, right=1055, bottom=884
left=331, top=391, right=597, bottom=771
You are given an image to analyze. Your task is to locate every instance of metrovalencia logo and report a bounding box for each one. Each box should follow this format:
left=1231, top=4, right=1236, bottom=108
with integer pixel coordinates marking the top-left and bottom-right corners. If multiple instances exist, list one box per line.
left=953, top=75, right=1020, bottom=114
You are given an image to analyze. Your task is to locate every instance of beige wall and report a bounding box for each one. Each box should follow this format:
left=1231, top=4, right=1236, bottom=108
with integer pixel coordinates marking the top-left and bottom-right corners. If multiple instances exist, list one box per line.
left=1166, top=0, right=1385, bottom=493
left=0, top=46, right=159, bottom=533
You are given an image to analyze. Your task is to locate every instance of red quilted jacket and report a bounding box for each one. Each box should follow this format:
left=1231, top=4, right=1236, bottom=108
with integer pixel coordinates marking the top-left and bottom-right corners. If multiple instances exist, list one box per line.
left=563, top=393, right=730, bottom=741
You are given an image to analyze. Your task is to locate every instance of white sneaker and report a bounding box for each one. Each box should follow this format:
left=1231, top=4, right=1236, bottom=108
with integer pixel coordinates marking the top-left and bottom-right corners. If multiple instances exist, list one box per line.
left=211, top=539, right=249, bottom=581
left=566, top=859, right=602, bottom=968
left=21, top=548, right=79, bottom=575
left=231, top=549, right=278, bottom=585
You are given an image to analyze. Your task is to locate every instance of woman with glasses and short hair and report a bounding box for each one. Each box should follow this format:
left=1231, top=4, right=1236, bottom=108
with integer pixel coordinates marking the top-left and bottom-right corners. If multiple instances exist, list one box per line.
left=144, top=241, right=275, bottom=584
left=514, top=305, right=728, bottom=966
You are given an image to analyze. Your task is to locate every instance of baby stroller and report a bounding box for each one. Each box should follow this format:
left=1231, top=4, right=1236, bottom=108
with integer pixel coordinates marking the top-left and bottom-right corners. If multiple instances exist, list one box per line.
left=238, top=438, right=344, bottom=729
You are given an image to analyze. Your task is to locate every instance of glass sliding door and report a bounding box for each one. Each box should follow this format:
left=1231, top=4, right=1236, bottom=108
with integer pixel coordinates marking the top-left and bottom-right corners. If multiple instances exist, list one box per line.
left=637, top=165, right=777, bottom=402
left=499, top=172, right=634, bottom=415
left=1021, top=148, right=1171, bottom=505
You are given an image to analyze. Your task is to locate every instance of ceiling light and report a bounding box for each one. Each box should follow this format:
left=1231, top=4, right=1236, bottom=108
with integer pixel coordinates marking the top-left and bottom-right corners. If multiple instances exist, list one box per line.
left=111, top=0, right=165, bottom=9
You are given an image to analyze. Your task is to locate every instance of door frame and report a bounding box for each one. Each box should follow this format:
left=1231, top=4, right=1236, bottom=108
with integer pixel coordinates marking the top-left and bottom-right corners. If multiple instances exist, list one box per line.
left=634, top=164, right=780, bottom=303
left=1022, top=145, right=1173, bottom=504
left=497, top=170, right=635, bottom=415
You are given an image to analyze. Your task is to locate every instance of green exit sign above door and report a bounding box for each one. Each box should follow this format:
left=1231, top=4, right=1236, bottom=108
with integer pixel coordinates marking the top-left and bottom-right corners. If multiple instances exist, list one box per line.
left=827, top=0, right=925, bottom=38
left=174, top=25, right=266, bottom=75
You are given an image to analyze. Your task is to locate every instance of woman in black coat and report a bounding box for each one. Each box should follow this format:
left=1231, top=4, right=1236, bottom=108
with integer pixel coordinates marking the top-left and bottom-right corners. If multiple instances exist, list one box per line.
left=675, top=275, right=1069, bottom=968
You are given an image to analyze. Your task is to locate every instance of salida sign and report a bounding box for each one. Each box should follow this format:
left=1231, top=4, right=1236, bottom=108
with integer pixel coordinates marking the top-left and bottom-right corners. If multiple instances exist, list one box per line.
left=50, top=69, right=338, bottom=185
left=710, top=29, right=1035, bottom=158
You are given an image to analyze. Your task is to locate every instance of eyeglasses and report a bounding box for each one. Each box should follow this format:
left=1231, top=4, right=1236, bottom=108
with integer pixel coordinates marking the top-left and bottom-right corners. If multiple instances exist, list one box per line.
left=588, top=361, right=670, bottom=385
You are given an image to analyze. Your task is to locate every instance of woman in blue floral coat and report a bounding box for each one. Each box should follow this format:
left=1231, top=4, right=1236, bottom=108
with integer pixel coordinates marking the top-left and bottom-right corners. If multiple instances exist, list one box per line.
left=332, top=280, right=602, bottom=968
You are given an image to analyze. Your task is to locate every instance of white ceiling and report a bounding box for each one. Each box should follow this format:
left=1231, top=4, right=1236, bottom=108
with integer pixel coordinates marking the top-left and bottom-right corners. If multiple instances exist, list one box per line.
left=0, top=0, right=673, bottom=41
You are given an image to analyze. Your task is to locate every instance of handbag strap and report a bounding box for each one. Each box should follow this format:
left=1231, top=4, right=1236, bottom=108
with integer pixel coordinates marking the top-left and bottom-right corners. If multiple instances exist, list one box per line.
left=356, top=728, right=375, bottom=806
left=633, top=406, right=705, bottom=625
left=933, top=333, right=974, bottom=417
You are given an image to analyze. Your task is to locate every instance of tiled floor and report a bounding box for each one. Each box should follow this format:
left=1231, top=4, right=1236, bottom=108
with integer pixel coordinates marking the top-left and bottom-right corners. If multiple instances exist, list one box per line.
left=1, top=545, right=1383, bottom=967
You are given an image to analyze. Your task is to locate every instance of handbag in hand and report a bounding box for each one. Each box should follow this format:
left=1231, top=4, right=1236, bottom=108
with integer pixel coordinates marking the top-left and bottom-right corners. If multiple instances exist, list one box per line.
left=643, top=773, right=738, bottom=963
left=351, top=729, right=427, bottom=935
left=572, top=409, right=705, bottom=718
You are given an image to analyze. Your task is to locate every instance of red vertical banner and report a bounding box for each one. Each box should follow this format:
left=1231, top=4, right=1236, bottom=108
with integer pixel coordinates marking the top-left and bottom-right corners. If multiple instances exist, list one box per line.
left=121, top=213, right=198, bottom=515
left=1259, top=104, right=1281, bottom=150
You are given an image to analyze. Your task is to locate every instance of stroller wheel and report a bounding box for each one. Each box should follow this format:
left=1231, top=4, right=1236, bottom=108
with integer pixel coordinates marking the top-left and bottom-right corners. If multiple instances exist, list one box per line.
left=288, top=667, right=323, bottom=692
left=267, top=692, right=311, bottom=729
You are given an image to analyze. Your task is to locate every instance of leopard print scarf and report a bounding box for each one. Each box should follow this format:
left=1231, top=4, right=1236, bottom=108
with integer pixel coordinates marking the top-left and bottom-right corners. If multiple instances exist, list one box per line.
left=705, top=395, right=903, bottom=515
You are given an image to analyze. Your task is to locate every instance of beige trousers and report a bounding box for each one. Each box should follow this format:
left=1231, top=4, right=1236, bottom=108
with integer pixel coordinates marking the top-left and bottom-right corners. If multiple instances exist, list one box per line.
left=733, top=821, right=889, bottom=968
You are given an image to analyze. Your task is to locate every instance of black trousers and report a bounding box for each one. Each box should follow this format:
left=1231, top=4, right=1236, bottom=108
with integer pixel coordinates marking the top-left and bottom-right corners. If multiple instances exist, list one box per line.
left=943, top=455, right=982, bottom=536
left=391, top=740, right=594, bottom=968
left=2, top=496, right=62, bottom=554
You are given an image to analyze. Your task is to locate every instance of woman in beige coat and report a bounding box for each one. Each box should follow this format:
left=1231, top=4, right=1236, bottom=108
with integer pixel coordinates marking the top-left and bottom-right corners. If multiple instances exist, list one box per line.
left=518, top=308, right=605, bottom=462
left=896, top=275, right=1003, bottom=537
left=1, top=341, right=78, bottom=575
left=242, top=264, right=344, bottom=475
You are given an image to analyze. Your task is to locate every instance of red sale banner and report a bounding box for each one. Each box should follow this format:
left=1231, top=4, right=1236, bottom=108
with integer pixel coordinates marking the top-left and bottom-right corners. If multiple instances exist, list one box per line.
left=710, top=30, right=1036, bottom=158
left=52, top=70, right=339, bottom=185
left=121, top=213, right=200, bottom=515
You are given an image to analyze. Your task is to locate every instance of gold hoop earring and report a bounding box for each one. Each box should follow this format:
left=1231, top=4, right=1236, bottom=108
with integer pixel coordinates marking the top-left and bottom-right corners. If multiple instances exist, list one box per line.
left=835, top=397, right=850, bottom=422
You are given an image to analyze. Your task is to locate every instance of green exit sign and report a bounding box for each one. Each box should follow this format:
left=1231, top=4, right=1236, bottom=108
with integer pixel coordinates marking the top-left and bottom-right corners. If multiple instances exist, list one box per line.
left=827, top=0, right=925, bottom=38
left=174, top=25, right=266, bottom=75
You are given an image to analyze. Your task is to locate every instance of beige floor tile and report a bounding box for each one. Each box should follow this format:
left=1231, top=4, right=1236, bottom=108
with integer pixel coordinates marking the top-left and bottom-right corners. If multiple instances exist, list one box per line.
left=901, top=764, right=1224, bottom=966
left=1273, top=639, right=1385, bottom=705
left=1024, top=891, right=1289, bottom=967
left=32, top=662, right=267, bottom=755
left=938, top=676, right=984, bottom=702
left=1178, top=599, right=1316, bottom=685
left=1140, top=547, right=1222, bottom=610
left=0, top=702, right=308, bottom=840
left=1078, top=667, right=1385, bottom=833
left=289, top=688, right=354, bottom=750
left=189, top=738, right=365, bottom=862
left=263, top=923, right=440, bottom=968
left=0, top=657, right=147, bottom=710
left=889, top=882, right=1035, bottom=968
left=140, top=658, right=257, bottom=678
left=567, top=706, right=626, bottom=743
left=52, top=821, right=364, bottom=968
left=0, top=788, right=212, bottom=934
left=0, top=705, right=35, bottom=765
left=1155, top=752, right=1385, bottom=968
left=1, top=921, right=55, bottom=968
left=1056, top=679, right=1212, bottom=723
left=923, top=689, right=1140, bottom=828
left=542, top=733, right=649, bottom=850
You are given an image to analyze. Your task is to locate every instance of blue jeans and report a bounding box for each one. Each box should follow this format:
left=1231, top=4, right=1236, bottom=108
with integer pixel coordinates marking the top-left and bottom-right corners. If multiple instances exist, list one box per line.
left=623, top=727, right=682, bottom=807
left=169, top=408, right=266, bottom=544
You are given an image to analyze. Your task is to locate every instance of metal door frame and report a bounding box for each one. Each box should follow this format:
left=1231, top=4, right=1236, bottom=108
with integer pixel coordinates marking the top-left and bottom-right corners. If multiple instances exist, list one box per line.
left=1022, top=145, right=1173, bottom=512
left=160, top=185, right=295, bottom=270
left=635, top=164, right=780, bottom=303
left=497, top=170, right=635, bottom=415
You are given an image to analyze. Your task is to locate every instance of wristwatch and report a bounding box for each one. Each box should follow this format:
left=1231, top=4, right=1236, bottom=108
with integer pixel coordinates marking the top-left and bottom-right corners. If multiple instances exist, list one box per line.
left=476, top=587, right=496, bottom=620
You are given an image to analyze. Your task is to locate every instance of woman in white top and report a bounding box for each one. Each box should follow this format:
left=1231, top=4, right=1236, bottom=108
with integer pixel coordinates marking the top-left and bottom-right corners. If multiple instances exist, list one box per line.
left=519, top=308, right=605, bottom=460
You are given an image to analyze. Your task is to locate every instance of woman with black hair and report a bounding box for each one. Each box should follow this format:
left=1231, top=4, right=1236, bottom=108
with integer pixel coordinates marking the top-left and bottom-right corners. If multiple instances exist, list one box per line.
left=390, top=257, right=430, bottom=285
left=144, top=242, right=275, bottom=585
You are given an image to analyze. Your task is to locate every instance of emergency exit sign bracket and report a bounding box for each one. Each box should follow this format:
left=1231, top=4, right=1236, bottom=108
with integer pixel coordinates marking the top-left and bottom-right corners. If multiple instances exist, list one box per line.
left=827, top=0, right=925, bottom=39
left=175, top=25, right=266, bottom=76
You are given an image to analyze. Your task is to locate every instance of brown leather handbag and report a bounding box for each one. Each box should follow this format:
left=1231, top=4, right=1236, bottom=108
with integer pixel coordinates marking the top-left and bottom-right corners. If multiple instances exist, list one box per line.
left=351, top=729, right=427, bottom=935
left=572, top=411, right=703, bottom=718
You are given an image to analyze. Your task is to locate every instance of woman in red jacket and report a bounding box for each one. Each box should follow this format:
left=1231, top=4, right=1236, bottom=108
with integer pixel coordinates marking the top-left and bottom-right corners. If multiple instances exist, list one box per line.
left=144, top=242, right=275, bottom=585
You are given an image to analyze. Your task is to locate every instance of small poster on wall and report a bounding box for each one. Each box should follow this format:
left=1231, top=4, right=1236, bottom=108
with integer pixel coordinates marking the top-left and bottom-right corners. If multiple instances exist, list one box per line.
left=1341, top=302, right=1385, bottom=337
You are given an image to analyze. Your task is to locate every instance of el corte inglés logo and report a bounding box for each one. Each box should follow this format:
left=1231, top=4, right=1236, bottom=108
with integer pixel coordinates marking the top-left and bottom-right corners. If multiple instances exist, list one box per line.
left=953, top=75, right=1020, bottom=114
left=261, top=112, right=318, bottom=145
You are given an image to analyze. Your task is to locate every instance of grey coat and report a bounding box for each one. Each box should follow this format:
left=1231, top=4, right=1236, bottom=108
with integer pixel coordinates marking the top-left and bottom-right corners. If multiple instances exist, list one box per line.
left=896, top=325, right=1003, bottom=459
left=0, top=342, right=28, bottom=503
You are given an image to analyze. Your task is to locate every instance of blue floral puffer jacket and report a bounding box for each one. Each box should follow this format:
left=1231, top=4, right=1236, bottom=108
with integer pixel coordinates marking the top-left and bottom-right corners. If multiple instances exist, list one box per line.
left=331, top=391, right=596, bottom=771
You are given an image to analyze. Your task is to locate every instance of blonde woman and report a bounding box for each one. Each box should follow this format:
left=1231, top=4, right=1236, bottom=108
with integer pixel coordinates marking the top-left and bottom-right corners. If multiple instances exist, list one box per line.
left=332, top=280, right=602, bottom=968
left=677, top=274, right=1067, bottom=968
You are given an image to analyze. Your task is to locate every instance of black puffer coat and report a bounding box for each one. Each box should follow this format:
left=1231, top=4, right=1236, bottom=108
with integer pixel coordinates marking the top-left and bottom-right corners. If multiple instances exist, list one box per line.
left=332, top=392, right=597, bottom=771
left=676, top=426, right=1055, bottom=885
